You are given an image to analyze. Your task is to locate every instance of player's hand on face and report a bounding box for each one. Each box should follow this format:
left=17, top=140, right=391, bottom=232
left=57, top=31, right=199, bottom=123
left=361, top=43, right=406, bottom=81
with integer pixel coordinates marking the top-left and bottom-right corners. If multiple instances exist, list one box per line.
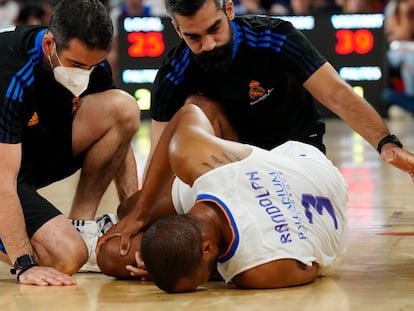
left=96, top=192, right=146, bottom=256
left=96, top=217, right=142, bottom=257
left=125, top=251, right=150, bottom=280
left=17, top=266, right=77, bottom=286
left=381, top=145, right=414, bottom=182
left=96, top=221, right=130, bottom=256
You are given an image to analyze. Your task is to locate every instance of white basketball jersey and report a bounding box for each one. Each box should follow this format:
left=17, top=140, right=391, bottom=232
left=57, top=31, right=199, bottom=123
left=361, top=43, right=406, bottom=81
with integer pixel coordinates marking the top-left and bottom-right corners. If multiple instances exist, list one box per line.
left=172, top=141, right=348, bottom=283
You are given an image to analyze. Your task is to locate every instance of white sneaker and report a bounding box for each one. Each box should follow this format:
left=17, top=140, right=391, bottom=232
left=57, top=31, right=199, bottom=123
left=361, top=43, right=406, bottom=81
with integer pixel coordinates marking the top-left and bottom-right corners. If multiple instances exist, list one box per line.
left=71, top=214, right=119, bottom=273
left=96, top=213, right=119, bottom=235
left=71, top=219, right=101, bottom=273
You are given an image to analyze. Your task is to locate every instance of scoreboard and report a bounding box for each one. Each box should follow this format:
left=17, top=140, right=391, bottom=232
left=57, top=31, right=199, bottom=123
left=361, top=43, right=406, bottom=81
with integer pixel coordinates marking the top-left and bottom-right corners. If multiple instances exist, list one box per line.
left=116, top=14, right=387, bottom=117
left=281, top=14, right=386, bottom=117
left=116, top=16, right=180, bottom=116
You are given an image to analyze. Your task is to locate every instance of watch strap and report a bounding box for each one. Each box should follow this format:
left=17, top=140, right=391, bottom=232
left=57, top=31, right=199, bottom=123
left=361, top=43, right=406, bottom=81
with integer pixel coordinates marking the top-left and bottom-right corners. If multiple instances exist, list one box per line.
left=377, top=134, right=403, bottom=153
left=10, top=254, right=37, bottom=278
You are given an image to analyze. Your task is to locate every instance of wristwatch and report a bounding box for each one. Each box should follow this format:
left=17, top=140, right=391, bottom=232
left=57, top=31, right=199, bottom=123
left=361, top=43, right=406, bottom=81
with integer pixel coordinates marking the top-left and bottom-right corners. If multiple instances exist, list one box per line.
left=377, top=134, right=403, bottom=153
left=10, top=254, right=37, bottom=277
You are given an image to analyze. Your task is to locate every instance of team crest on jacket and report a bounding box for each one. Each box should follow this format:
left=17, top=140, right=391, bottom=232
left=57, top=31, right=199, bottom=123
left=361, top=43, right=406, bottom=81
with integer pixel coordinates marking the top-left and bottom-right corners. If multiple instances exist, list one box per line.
left=249, top=80, right=265, bottom=100
left=248, top=80, right=274, bottom=106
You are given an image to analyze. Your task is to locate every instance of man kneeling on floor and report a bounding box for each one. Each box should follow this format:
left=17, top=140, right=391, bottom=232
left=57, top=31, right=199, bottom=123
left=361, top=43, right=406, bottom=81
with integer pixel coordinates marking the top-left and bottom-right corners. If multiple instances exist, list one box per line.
left=0, top=0, right=139, bottom=285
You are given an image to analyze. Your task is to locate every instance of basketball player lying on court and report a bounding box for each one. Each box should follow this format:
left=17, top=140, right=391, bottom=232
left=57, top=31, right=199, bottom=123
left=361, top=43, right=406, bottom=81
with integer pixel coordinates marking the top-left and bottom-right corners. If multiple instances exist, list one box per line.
left=96, top=103, right=349, bottom=293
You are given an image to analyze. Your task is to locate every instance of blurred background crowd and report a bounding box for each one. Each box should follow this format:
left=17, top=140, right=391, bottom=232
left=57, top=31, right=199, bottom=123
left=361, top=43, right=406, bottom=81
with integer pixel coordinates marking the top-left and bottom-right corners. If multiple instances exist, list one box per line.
left=1, top=0, right=414, bottom=119
left=0, top=0, right=392, bottom=26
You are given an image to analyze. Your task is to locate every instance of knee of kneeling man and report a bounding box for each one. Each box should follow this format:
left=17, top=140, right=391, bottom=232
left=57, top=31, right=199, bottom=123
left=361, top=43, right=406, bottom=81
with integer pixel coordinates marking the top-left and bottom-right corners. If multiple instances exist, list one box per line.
left=184, top=94, right=216, bottom=109
left=94, top=89, right=140, bottom=133
left=51, top=241, right=89, bottom=275
left=114, top=92, right=141, bottom=133
left=184, top=94, right=225, bottom=118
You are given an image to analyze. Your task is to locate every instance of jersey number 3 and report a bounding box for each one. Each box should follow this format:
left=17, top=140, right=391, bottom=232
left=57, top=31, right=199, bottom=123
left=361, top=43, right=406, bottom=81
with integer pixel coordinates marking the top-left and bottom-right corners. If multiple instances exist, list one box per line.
left=301, top=194, right=338, bottom=230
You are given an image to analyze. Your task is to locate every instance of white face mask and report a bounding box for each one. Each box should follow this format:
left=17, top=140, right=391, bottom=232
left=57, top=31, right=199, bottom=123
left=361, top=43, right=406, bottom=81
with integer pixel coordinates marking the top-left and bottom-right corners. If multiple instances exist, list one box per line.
left=48, top=44, right=94, bottom=97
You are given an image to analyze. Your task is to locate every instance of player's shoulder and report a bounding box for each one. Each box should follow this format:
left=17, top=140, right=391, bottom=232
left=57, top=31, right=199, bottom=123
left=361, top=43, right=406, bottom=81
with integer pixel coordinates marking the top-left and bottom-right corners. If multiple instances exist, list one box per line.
left=0, top=25, right=45, bottom=42
left=0, top=25, right=45, bottom=57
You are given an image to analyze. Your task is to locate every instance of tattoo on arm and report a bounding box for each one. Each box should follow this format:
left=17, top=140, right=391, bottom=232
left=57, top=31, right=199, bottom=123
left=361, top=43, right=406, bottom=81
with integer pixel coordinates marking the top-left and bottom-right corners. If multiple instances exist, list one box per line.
left=223, top=151, right=241, bottom=162
left=202, top=162, right=215, bottom=169
left=201, top=151, right=242, bottom=169
left=211, top=155, right=224, bottom=164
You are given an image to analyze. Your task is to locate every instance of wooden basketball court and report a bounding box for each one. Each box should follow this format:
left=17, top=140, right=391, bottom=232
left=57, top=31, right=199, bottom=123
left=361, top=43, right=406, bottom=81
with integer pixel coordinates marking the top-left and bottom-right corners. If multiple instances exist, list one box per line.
left=1, top=117, right=413, bottom=310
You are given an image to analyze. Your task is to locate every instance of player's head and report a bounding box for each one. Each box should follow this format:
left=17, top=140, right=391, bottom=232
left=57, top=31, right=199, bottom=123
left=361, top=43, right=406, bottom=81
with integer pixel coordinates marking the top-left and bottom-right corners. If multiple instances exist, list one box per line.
left=141, top=215, right=216, bottom=293
left=48, top=0, right=113, bottom=52
left=165, top=0, right=227, bottom=17
left=166, top=0, right=236, bottom=74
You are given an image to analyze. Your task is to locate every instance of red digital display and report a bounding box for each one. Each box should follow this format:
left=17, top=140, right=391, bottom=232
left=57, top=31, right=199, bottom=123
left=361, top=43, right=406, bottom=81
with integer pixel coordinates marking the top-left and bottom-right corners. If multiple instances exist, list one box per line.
left=335, top=29, right=374, bottom=55
left=127, top=31, right=165, bottom=57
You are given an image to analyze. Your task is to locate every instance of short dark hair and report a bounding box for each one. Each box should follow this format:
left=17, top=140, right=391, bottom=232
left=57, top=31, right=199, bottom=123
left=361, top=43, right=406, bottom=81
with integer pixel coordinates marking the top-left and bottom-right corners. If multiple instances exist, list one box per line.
left=48, top=0, right=113, bottom=52
left=165, top=0, right=225, bottom=17
left=140, top=215, right=203, bottom=293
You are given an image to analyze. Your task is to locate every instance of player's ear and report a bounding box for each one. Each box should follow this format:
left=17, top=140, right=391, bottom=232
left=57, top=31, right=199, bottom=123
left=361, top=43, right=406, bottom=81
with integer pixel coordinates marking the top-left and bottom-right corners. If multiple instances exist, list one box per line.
left=200, top=240, right=218, bottom=261
left=42, top=31, right=55, bottom=57
left=225, top=0, right=235, bottom=20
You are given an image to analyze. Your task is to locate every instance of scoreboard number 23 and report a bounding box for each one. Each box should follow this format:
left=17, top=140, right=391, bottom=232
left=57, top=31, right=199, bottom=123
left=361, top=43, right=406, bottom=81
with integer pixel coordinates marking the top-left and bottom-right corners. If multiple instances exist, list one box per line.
left=127, top=32, right=165, bottom=58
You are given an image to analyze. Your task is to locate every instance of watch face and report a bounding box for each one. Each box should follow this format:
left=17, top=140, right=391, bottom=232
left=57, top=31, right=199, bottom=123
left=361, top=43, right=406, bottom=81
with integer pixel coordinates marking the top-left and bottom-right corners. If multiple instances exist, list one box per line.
left=15, top=255, right=36, bottom=269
